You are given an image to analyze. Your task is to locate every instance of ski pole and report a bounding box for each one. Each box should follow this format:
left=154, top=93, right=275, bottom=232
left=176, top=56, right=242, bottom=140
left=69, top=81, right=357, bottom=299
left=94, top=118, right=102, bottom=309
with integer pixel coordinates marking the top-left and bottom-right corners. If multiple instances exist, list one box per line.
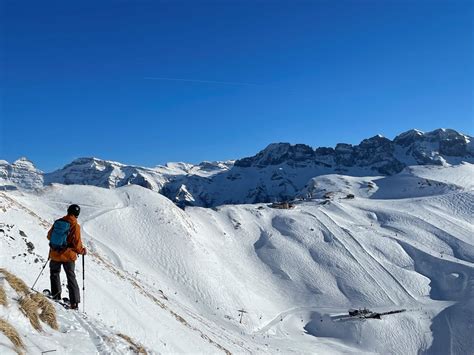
left=31, top=256, right=50, bottom=291
left=82, top=254, right=85, bottom=312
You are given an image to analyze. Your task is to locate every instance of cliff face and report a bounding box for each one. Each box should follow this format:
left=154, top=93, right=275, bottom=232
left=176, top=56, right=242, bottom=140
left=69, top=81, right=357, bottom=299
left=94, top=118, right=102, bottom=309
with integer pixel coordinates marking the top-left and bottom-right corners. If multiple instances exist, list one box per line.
left=236, top=128, right=473, bottom=174
left=43, top=157, right=167, bottom=191
left=0, top=158, right=43, bottom=190
left=2, top=128, right=473, bottom=206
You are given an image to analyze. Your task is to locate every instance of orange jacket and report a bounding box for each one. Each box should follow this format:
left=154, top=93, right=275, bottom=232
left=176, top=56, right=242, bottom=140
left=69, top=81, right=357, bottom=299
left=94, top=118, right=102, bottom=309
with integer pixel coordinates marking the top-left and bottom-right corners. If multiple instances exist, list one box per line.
left=47, top=214, right=85, bottom=262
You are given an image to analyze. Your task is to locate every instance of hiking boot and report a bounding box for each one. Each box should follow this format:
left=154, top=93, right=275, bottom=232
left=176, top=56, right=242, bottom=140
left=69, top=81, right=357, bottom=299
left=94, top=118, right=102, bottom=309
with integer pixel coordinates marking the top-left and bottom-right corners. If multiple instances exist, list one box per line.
left=69, top=303, right=79, bottom=310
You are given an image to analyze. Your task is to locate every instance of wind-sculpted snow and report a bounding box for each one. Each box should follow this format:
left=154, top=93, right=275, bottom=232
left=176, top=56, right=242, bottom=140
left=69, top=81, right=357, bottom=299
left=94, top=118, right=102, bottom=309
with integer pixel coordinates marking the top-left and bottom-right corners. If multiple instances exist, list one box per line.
left=1, top=175, right=473, bottom=353
left=400, top=242, right=474, bottom=354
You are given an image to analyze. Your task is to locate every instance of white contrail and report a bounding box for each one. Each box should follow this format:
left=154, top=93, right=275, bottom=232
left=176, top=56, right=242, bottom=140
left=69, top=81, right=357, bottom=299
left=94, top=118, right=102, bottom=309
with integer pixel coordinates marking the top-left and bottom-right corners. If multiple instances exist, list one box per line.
left=143, top=77, right=265, bottom=86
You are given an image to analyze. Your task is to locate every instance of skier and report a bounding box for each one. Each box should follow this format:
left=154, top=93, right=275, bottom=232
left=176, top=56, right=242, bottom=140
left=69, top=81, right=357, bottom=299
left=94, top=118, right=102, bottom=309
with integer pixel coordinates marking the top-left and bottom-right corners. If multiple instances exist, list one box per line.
left=47, top=204, right=86, bottom=310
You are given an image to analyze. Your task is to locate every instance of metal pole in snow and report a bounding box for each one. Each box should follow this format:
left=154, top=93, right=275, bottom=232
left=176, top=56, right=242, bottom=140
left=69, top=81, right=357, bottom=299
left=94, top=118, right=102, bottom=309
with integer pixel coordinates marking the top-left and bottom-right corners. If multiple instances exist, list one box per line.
left=238, top=309, right=247, bottom=324
left=82, top=254, right=85, bottom=312
left=31, top=256, right=50, bottom=291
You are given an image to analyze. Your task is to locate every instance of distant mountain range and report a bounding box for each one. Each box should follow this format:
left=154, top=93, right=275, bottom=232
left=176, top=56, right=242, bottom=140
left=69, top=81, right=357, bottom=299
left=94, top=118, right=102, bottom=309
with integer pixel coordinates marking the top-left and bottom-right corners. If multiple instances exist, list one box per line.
left=1, top=128, right=473, bottom=206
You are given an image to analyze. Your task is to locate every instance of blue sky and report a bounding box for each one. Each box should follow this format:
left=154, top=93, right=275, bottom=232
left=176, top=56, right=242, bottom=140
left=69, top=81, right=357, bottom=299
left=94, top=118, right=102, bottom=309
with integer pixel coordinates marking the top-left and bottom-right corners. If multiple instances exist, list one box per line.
left=1, top=0, right=473, bottom=171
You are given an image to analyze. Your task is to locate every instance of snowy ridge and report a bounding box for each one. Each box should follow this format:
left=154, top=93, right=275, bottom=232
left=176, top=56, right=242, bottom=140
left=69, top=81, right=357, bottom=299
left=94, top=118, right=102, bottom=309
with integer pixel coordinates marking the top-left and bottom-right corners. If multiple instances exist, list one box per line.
left=1, top=128, right=473, bottom=207
left=44, top=157, right=169, bottom=192
left=300, top=163, right=474, bottom=200
left=1, top=161, right=473, bottom=353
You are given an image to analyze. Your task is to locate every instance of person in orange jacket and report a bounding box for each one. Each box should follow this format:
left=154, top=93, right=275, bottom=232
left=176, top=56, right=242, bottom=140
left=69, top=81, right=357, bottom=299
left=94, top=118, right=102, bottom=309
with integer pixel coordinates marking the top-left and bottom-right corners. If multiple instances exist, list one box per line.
left=47, top=204, right=86, bottom=309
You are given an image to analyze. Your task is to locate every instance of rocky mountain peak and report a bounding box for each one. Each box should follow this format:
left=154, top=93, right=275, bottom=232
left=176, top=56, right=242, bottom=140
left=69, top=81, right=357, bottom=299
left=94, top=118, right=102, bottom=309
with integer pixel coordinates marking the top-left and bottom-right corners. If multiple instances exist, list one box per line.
left=235, top=143, right=315, bottom=167
left=359, top=135, right=391, bottom=147
left=44, top=156, right=168, bottom=192
left=67, top=157, right=126, bottom=170
left=12, top=157, right=38, bottom=170
left=392, top=129, right=472, bottom=158
left=393, top=129, right=424, bottom=146
left=1, top=128, right=472, bottom=207
left=426, top=128, right=467, bottom=140
left=0, top=157, right=43, bottom=190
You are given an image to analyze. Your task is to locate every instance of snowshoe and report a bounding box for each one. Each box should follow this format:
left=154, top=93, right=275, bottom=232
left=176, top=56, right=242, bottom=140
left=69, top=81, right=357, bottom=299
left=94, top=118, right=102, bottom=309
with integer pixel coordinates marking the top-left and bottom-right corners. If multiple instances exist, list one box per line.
left=41, top=289, right=72, bottom=309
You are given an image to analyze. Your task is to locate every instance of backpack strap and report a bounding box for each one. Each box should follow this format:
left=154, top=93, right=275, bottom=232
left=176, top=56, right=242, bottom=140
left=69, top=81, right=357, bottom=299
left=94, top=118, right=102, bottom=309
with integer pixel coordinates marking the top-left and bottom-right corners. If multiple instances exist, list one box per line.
left=66, top=220, right=76, bottom=248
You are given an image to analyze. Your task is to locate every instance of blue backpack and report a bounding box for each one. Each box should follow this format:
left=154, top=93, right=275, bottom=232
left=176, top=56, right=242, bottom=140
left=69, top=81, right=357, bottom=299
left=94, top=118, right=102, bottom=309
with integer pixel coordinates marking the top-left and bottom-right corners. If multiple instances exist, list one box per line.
left=49, top=220, right=71, bottom=251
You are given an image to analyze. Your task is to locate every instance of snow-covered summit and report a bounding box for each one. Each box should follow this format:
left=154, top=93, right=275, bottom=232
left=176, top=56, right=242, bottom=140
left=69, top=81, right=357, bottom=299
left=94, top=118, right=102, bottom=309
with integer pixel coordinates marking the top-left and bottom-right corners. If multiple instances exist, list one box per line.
left=393, top=129, right=424, bottom=145
left=2, top=128, right=473, bottom=206
left=0, top=158, right=43, bottom=190
left=44, top=157, right=166, bottom=191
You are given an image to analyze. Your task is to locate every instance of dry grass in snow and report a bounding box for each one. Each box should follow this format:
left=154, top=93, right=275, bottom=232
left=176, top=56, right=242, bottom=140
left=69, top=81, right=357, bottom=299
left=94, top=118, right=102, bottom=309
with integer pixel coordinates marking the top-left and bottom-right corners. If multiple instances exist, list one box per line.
left=0, top=269, right=29, bottom=296
left=0, top=284, right=7, bottom=306
left=0, top=318, right=25, bottom=355
left=31, top=293, right=58, bottom=330
left=117, top=333, right=148, bottom=354
left=0, top=269, right=58, bottom=331
left=18, top=295, right=42, bottom=331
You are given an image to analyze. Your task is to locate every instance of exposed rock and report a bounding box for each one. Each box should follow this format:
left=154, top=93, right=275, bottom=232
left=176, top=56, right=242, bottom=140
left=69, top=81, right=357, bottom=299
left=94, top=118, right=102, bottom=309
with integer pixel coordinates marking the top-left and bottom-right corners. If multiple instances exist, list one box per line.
left=235, top=143, right=315, bottom=167
left=269, top=201, right=295, bottom=209
left=236, top=129, right=473, bottom=176
left=44, top=157, right=166, bottom=191
left=0, top=158, right=43, bottom=190
left=393, top=129, right=424, bottom=147
left=2, top=128, right=473, bottom=208
left=314, top=147, right=335, bottom=156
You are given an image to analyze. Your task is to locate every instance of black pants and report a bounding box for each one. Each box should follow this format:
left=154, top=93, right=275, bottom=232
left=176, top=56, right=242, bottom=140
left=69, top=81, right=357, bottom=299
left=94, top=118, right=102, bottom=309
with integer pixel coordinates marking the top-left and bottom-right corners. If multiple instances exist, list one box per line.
left=50, top=260, right=80, bottom=304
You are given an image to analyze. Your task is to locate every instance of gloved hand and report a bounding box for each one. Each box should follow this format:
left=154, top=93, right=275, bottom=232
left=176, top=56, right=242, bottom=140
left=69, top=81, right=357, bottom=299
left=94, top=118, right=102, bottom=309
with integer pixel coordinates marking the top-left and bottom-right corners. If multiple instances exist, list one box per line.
left=82, top=247, right=87, bottom=256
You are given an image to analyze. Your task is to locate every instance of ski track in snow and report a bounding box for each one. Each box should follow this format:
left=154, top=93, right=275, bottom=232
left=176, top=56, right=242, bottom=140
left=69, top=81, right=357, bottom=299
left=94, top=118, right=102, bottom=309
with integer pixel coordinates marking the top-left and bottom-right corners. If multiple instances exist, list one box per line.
left=1, top=165, right=473, bottom=354
left=71, top=313, right=113, bottom=354
left=309, top=209, right=401, bottom=305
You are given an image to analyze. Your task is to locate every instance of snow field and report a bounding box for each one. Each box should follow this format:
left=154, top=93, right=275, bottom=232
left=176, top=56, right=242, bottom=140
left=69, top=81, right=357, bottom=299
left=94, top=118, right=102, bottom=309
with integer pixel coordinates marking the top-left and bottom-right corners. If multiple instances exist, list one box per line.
left=0, top=163, right=473, bottom=353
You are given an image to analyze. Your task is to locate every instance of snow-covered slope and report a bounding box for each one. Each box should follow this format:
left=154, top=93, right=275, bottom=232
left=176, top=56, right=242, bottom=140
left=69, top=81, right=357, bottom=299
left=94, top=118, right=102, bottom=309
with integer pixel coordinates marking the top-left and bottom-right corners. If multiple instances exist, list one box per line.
left=300, top=163, right=474, bottom=200
left=2, top=128, right=472, bottom=207
left=0, top=268, right=148, bottom=355
left=1, top=162, right=473, bottom=354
